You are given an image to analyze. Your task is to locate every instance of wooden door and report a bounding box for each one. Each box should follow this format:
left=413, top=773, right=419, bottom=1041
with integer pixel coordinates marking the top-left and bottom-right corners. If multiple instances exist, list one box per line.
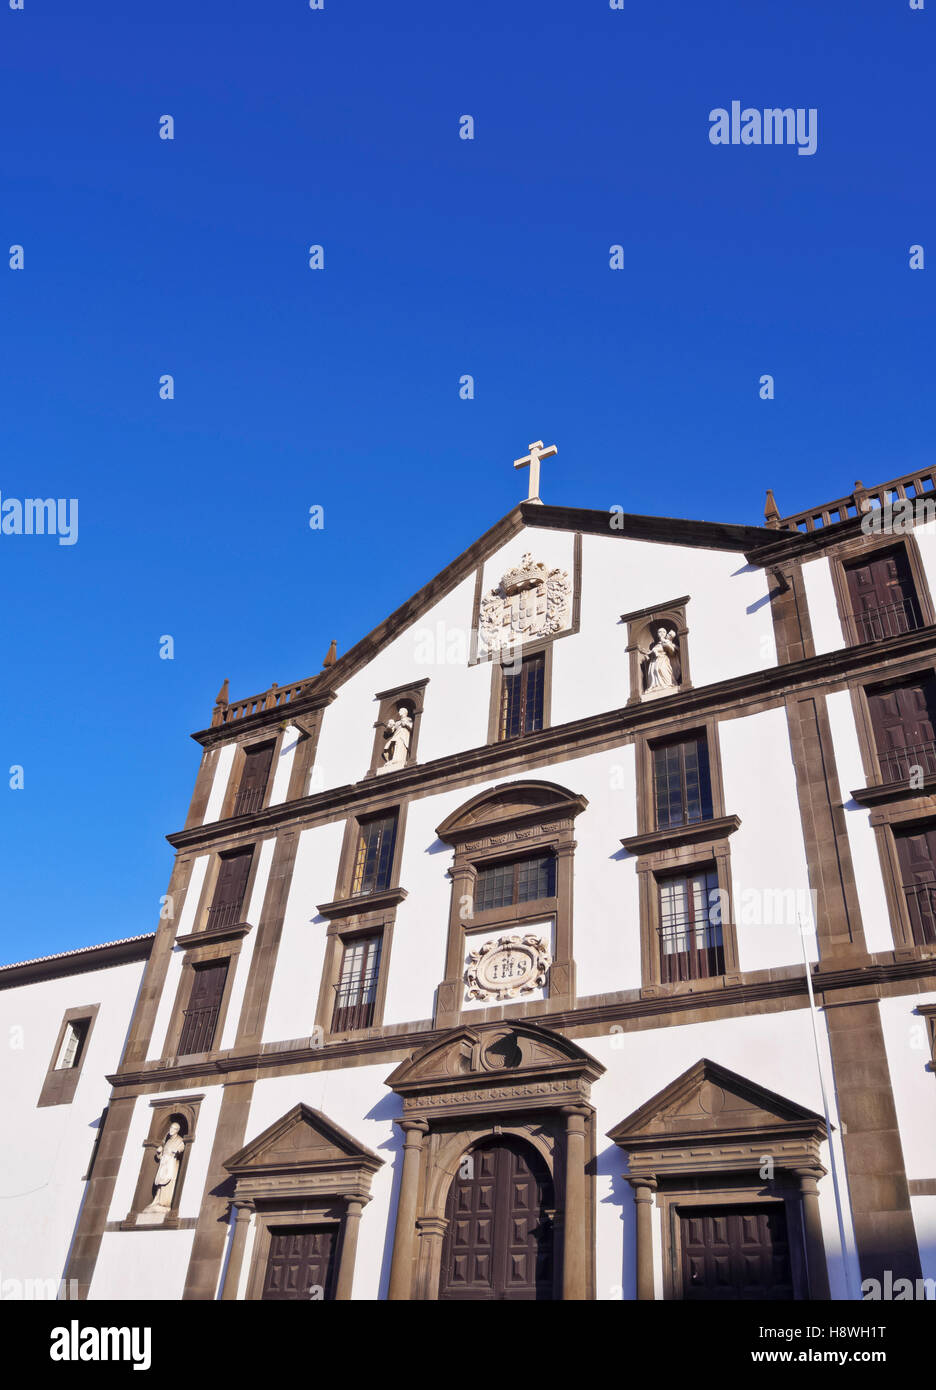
left=895, top=824, right=936, bottom=945
left=845, top=547, right=920, bottom=641
left=439, top=1138, right=554, bottom=1300
left=261, top=1225, right=338, bottom=1300
left=680, top=1204, right=793, bottom=1300
left=178, top=959, right=228, bottom=1055
left=867, top=677, right=936, bottom=782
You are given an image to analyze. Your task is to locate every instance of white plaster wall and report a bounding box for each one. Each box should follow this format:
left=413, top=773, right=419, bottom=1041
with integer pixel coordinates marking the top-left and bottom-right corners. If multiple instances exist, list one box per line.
left=89, top=1229, right=195, bottom=1301
left=878, top=992, right=936, bottom=1291
left=261, top=822, right=344, bottom=1044
left=587, top=1007, right=862, bottom=1301
left=0, top=957, right=144, bottom=1291
left=219, top=837, right=276, bottom=1050
left=268, top=725, right=299, bottom=806
left=802, top=556, right=842, bottom=656
left=911, top=518, right=936, bottom=602
left=242, top=1065, right=402, bottom=1300
left=826, top=689, right=895, bottom=953
left=203, top=743, right=235, bottom=824
left=148, top=854, right=209, bottom=1061
left=719, top=707, right=819, bottom=971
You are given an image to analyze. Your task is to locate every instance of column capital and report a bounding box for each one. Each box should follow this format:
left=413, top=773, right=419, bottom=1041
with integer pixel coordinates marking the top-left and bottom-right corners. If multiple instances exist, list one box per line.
left=416, top=1216, right=448, bottom=1238
left=627, top=1174, right=658, bottom=1195
left=231, top=1198, right=255, bottom=1217
left=397, top=1117, right=429, bottom=1137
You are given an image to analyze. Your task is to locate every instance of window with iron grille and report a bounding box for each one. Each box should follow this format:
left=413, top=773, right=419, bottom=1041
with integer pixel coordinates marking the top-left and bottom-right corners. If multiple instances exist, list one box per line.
left=55, top=1018, right=90, bottom=1070
left=499, top=652, right=545, bottom=739
left=331, top=932, right=382, bottom=1032
left=233, top=741, right=275, bottom=817
left=206, top=848, right=253, bottom=930
left=350, top=813, right=397, bottom=896
left=474, top=853, right=557, bottom=913
left=844, top=546, right=922, bottom=644
left=651, top=735, right=714, bottom=829
left=178, top=959, right=229, bottom=1056
left=658, top=870, right=724, bottom=983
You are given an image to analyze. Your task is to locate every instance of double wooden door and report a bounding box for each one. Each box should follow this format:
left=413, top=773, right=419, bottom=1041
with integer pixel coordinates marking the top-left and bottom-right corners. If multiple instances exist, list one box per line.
left=867, top=676, right=936, bottom=782
left=439, top=1138, right=555, bottom=1300
left=680, top=1204, right=794, bottom=1300
left=845, top=547, right=920, bottom=641
left=261, top=1225, right=339, bottom=1300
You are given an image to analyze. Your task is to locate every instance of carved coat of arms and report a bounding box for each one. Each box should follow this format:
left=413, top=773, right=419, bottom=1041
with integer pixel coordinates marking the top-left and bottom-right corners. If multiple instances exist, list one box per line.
left=478, top=553, right=571, bottom=656
left=465, top=934, right=552, bottom=1002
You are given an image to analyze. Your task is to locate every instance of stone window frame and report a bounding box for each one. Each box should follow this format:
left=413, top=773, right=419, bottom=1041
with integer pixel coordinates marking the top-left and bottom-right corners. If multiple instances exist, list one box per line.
left=122, top=1094, right=204, bottom=1229
left=162, top=935, right=245, bottom=1060
left=313, top=910, right=397, bottom=1041
left=848, top=659, right=936, bottom=793
left=36, top=1003, right=100, bottom=1108
left=633, top=714, right=730, bottom=838
left=827, top=532, right=935, bottom=650
left=622, top=595, right=692, bottom=706
left=863, top=804, right=936, bottom=957
left=433, top=781, right=588, bottom=1030
left=485, top=639, right=555, bottom=745
left=328, top=801, right=409, bottom=908
left=365, top=678, right=429, bottom=778
left=217, top=728, right=289, bottom=823
left=188, top=839, right=264, bottom=936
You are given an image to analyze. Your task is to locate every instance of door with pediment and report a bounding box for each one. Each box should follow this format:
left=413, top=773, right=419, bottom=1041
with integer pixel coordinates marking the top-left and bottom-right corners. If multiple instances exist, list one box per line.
left=439, top=1137, right=554, bottom=1301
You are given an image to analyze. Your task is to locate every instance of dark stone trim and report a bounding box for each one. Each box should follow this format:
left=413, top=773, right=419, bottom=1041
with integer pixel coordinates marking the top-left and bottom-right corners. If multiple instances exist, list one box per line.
left=182, top=1078, right=256, bottom=1300
left=62, top=1094, right=137, bottom=1298
left=619, top=595, right=691, bottom=625
left=173, top=923, right=252, bottom=949
left=317, top=887, right=408, bottom=919
left=620, top=813, right=741, bottom=856
left=36, top=1003, right=102, bottom=1108
left=850, top=776, right=936, bottom=807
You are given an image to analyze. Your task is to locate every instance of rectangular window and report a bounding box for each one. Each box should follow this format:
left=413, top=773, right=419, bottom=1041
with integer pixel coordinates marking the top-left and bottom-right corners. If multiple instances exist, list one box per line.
left=178, top=959, right=229, bottom=1055
left=331, top=932, right=382, bottom=1032
left=55, top=1018, right=89, bottom=1070
left=652, top=736, right=714, bottom=829
left=233, top=741, right=275, bottom=817
left=350, top=813, right=397, bottom=896
left=845, top=547, right=922, bottom=643
left=867, top=675, right=936, bottom=783
left=893, top=824, right=936, bottom=946
left=499, top=653, right=545, bottom=740
left=658, top=870, right=724, bottom=982
left=474, top=853, right=557, bottom=913
left=206, top=848, right=253, bottom=930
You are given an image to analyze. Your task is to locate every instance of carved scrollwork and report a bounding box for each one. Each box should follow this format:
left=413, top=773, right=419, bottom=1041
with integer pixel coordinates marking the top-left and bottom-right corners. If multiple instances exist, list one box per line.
left=465, top=933, right=551, bottom=1002
left=478, top=553, right=571, bottom=656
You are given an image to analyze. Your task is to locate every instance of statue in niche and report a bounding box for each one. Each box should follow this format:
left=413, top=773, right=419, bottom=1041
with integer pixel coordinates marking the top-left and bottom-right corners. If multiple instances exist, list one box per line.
left=641, top=626, right=680, bottom=696
left=377, top=704, right=414, bottom=774
left=142, top=1121, right=185, bottom=1217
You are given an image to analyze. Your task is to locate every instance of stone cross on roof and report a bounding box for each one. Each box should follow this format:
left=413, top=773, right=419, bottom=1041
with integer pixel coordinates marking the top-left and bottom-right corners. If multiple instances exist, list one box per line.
left=513, top=439, right=557, bottom=504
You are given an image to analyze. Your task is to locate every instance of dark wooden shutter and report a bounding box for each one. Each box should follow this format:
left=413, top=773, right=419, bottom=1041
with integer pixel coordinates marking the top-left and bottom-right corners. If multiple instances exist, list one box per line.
left=439, top=1138, right=554, bottom=1301
left=894, top=825, right=936, bottom=945
left=845, top=547, right=921, bottom=642
left=207, top=849, right=252, bottom=929
left=867, top=677, right=936, bottom=782
left=262, top=1225, right=338, bottom=1300
left=178, top=959, right=228, bottom=1055
left=233, top=742, right=275, bottom=817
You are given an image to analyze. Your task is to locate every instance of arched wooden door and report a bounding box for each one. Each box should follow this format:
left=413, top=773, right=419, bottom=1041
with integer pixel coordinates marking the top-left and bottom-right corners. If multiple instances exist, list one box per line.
left=439, top=1137, right=555, bottom=1300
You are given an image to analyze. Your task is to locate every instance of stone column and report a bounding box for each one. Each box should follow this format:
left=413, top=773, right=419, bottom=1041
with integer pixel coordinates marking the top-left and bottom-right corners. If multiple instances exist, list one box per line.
left=334, top=1199, right=365, bottom=1301
left=220, top=1200, right=254, bottom=1301
left=561, top=1106, right=590, bottom=1300
left=795, top=1167, right=830, bottom=1300
left=387, top=1118, right=428, bottom=1300
left=627, top=1175, right=658, bottom=1301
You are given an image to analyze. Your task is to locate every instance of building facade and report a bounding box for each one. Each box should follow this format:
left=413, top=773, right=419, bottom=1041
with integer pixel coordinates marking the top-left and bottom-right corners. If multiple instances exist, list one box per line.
left=4, top=471, right=936, bottom=1302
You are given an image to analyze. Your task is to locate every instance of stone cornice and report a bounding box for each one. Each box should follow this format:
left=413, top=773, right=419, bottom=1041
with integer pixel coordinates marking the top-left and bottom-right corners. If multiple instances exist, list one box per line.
left=620, top=814, right=741, bottom=857
left=173, top=922, right=252, bottom=949
left=104, top=949, right=936, bottom=1091
left=166, top=625, right=936, bottom=853
left=850, top=776, right=936, bottom=807
left=316, top=887, right=408, bottom=920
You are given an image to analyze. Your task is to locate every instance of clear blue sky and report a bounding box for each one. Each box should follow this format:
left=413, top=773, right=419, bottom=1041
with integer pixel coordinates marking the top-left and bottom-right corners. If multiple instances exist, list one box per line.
left=1, top=1, right=932, bottom=959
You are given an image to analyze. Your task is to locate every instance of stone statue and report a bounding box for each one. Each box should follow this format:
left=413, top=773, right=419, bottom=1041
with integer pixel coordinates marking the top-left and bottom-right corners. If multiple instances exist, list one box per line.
left=142, top=1122, right=185, bottom=1215
left=378, top=706, right=413, bottom=774
left=643, top=627, right=679, bottom=693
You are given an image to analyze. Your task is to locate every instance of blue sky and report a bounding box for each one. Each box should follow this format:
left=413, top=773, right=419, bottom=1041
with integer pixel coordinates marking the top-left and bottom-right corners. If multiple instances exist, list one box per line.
left=1, top=0, right=932, bottom=959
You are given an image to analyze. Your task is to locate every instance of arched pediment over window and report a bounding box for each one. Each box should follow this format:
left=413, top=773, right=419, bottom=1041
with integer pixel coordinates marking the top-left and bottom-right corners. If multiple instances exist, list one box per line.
left=435, top=779, right=588, bottom=845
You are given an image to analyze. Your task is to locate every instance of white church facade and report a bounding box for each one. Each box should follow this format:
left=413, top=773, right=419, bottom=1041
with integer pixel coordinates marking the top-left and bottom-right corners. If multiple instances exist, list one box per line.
left=3, top=459, right=936, bottom=1301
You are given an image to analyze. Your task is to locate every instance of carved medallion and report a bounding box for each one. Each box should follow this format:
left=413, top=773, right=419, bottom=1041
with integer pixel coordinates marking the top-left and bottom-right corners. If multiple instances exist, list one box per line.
left=478, top=553, right=571, bottom=655
left=465, top=934, right=551, bottom=1002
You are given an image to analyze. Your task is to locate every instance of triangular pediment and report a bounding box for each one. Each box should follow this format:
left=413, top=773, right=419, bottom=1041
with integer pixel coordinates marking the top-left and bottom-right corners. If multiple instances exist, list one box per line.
left=608, top=1058, right=826, bottom=1147
left=386, top=1021, right=604, bottom=1095
left=224, top=1103, right=381, bottom=1177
